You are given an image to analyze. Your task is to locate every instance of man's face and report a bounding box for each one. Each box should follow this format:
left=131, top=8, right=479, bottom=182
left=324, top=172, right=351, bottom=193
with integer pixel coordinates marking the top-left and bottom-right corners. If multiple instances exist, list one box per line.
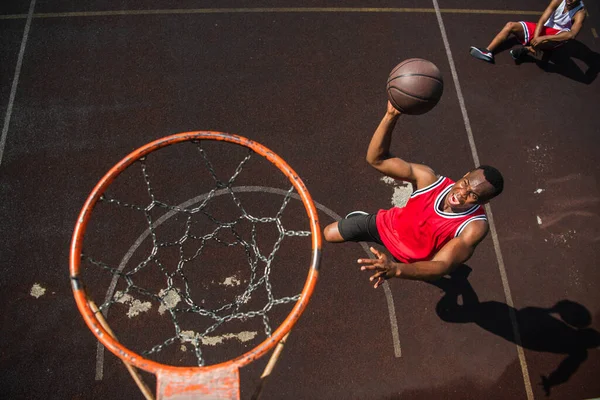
left=566, top=0, right=580, bottom=8
left=445, top=169, right=495, bottom=211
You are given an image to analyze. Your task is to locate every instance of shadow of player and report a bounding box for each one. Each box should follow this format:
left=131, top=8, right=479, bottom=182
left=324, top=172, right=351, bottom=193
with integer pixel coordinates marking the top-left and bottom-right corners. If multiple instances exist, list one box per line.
left=497, top=38, right=600, bottom=84
left=537, top=40, right=600, bottom=84
left=429, top=265, right=600, bottom=396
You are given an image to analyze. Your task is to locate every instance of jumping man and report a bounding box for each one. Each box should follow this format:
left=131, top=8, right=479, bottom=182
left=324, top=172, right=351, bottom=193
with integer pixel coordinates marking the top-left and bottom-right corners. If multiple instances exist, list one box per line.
left=323, top=102, right=504, bottom=288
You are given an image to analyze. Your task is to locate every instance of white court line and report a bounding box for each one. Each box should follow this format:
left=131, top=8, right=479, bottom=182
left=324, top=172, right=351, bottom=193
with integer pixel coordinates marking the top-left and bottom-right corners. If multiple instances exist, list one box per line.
left=358, top=241, right=402, bottom=358
left=0, top=0, right=37, bottom=167
left=431, top=1, right=534, bottom=399
left=94, top=186, right=402, bottom=379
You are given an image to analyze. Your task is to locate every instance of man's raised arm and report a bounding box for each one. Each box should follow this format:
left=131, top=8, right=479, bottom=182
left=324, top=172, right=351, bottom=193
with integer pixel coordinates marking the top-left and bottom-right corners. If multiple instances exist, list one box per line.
left=366, top=101, right=437, bottom=189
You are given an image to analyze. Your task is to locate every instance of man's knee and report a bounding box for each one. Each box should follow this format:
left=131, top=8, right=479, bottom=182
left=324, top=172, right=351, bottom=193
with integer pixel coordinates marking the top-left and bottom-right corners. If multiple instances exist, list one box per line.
left=323, top=222, right=344, bottom=243
left=505, top=21, right=521, bottom=33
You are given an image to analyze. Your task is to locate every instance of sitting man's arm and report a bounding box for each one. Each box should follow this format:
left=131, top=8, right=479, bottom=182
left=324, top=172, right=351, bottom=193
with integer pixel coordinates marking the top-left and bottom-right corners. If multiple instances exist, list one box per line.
left=532, top=0, right=562, bottom=41
left=358, top=220, right=489, bottom=287
left=366, top=101, right=438, bottom=190
left=531, top=5, right=586, bottom=47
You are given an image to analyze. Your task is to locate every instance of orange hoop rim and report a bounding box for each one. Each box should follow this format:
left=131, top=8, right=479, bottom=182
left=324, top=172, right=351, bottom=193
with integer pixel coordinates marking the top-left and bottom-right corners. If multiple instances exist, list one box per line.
left=69, top=131, right=322, bottom=375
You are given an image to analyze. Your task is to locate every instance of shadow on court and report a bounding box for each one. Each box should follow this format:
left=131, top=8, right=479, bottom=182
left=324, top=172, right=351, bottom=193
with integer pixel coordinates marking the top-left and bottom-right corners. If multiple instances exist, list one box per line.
left=495, top=38, right=600, bottom=84
left=429, top=265, right=600, bottom=397
left=536, top=40, right=600, bottom=84
left=385, top=357, right=528, bottom=400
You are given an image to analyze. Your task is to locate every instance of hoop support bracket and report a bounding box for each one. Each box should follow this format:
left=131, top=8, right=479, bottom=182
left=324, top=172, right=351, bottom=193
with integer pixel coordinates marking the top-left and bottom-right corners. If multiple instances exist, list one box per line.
left=157, top=366, right=240, bottom=400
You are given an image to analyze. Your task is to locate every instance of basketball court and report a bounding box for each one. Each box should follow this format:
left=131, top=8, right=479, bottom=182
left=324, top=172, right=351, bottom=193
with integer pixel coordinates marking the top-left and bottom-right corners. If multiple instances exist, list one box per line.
left=1, top=1, right=600, bottom=399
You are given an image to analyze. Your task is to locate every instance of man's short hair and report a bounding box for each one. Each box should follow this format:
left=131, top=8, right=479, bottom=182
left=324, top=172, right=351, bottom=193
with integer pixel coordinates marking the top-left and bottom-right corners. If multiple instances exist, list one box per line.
left=477, top=165, right=504, bottom=198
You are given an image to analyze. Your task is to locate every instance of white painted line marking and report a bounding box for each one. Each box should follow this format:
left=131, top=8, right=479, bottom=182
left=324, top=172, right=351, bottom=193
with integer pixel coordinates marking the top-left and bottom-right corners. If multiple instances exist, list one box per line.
left=431, top=1, right=533, bottom=399
left=383, top=277, right=402, bottom=357
left=0, top=0, right=36, bottom=167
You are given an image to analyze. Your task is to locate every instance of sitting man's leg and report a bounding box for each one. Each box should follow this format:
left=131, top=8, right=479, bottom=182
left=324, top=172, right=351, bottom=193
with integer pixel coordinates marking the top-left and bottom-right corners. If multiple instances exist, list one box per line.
left=510, top=22, right=564, bottom=62
left=470, top=21, right=525, bottom=63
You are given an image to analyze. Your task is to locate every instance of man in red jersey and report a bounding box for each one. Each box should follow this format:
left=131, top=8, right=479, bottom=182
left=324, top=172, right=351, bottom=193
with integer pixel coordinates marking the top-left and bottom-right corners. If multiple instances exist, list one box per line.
left=323, top=102, right=504, bottom=288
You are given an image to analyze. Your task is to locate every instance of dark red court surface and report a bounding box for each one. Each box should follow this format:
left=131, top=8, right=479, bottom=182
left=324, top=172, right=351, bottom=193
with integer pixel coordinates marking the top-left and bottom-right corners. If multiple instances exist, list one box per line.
left=1, top=1, right=599, bottom=399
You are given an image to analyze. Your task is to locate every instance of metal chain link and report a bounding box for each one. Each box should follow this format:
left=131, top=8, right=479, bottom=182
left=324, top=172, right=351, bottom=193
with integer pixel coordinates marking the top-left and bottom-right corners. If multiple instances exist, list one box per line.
left=86, top=141, right=312, bottom=367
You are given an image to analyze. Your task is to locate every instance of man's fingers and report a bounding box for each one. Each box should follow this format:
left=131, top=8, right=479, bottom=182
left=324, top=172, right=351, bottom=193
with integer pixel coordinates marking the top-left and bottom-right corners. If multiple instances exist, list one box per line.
left=374, top=277, right=385, bottom=288
left=357, top=258, right=376, bottom=265
left=369, top=247, right=382, bottom=258
left=358, top=248, right=385, bottom=264
left=358, top=248, right=390, bottom=288
left=358, top=258, right=384, bottom=269
left=369, top=271, right=385, bottom=282
left=359, top=262, right=384, bottom=272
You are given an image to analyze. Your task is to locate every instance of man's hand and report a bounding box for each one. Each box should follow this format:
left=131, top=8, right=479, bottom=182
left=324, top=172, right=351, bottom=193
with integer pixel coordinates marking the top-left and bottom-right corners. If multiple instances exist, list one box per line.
left=530, top=35, right=547, bottom=47
left=358, top=247, right=401, bottom=288
left=386, top=100, right=402, bottom=117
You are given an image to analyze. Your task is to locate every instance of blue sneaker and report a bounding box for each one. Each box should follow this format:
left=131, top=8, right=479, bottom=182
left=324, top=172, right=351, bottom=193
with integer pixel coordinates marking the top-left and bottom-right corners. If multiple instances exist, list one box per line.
left=345, top=211, right=368, bottom=219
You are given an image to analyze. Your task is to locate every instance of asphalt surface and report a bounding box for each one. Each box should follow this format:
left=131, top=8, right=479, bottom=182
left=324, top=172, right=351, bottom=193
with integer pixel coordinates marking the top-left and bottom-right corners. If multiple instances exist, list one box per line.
left=1, top=1, right=599, bottom=399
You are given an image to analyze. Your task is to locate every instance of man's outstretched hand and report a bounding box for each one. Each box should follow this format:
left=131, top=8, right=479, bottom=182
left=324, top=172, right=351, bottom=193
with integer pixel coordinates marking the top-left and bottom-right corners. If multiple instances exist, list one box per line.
left=358, top=247, right=401, bottom=288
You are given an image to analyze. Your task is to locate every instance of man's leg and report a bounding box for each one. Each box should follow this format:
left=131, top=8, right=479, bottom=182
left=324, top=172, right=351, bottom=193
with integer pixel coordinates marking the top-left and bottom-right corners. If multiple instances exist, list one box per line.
left=529, top=40, right=566, bottom=60
left=486, top=21, right=526, bottom=52
left=323, top=213, right=382, bottom=244
left=511, top=25, right=564, bottom=62
left=323, top=221, right=345, bottom=242
left=470, top=21, right=525, bottom=63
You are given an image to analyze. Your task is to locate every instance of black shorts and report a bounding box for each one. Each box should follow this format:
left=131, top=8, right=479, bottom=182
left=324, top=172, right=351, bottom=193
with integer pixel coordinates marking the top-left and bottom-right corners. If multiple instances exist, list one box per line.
left=338, top=213, right=383, bottom=245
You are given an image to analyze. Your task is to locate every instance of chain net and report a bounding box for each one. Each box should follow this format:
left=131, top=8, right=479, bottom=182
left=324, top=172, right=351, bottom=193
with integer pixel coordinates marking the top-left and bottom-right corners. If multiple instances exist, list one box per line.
left=79, top=138, right=313, bottom=367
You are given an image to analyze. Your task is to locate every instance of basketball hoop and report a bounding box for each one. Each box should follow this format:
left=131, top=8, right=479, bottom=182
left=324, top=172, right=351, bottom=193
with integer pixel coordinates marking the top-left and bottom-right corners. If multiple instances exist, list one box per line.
left=70, top=132, right=321, bottom=399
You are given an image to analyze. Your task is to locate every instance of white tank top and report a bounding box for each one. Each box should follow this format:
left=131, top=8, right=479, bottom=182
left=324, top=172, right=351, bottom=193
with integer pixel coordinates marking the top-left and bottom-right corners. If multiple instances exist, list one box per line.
left=544, top=0, right=585, bottom=31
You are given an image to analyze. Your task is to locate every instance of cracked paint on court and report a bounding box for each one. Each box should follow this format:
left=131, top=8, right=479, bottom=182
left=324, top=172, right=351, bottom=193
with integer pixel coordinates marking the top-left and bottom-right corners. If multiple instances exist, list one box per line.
left=381, top=176, right=413, bottom=207
left=30, top=283, right=46, bottom=298
left=158, top=288, right=182, bottom=315
left=221, top=276, right=242, bottom=286
left=180, top=330, right=258, bottom=347
left=113, top=291, right=152, bottom=318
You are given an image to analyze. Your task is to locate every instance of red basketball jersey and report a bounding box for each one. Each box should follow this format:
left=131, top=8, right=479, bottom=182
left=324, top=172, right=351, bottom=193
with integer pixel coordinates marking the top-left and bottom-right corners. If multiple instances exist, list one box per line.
left=375, top=176, right=487, bottom=263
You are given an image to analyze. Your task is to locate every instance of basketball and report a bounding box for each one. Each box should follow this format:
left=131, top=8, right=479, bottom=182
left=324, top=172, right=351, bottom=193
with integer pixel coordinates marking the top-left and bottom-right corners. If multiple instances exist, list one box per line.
left=386, top=58, right=444, bottom=115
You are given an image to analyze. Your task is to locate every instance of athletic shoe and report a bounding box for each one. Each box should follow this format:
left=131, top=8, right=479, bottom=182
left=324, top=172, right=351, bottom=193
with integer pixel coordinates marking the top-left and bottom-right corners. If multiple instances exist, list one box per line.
left=510, top=46, right=530, bottom=61
left=345, top=211, right=368, bottom=219
left=469, top=46, right=494, bottom=63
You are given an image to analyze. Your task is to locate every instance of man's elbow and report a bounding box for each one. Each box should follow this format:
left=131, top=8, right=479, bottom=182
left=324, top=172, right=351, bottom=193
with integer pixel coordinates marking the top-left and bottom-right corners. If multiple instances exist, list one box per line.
left=426, top=262, right=455, bottom=281
left=366, top=155, right=383, bottom=168
left=563, top=28, right=581, bottom=41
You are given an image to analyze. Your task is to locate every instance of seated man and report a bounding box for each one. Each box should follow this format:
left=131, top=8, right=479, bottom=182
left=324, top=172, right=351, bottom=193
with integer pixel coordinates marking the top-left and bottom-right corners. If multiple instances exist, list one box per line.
left=323, top=102, right=504, bottom=287
left=469, top=0, right=586, bottom=63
